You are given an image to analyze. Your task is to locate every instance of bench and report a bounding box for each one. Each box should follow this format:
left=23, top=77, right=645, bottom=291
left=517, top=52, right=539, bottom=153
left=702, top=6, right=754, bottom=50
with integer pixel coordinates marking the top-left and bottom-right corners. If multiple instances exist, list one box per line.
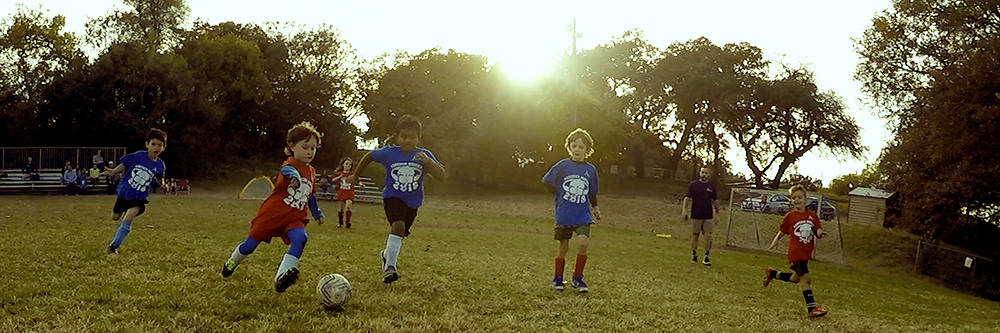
left=0, top=168, right=111, bottom=194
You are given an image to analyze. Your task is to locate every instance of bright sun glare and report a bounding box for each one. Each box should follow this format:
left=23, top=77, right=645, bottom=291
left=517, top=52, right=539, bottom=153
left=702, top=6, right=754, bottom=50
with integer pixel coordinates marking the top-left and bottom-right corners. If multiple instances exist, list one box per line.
left=493, top=51, right=558, bottom=82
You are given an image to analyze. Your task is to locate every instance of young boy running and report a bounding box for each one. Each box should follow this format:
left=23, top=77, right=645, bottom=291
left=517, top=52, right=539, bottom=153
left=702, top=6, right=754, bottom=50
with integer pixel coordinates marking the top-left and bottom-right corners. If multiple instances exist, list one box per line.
left=763, top=185, right=829, bottom=318
left=221, top=121, right=325, bottom=292
left=331, top=157, right=356, bottom=228
left=542, top=128, right=601, bottom=293
left=103, top=128, right=168, bottom=255
left=350, top=115, right=446, bottom=284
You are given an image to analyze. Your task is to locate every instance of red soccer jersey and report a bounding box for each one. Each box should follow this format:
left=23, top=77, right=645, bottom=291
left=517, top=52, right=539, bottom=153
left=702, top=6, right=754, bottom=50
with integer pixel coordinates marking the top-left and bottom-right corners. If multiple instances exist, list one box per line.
left=779, top=209, right=824, bottom=262
left=335, top=171, right=355, bottom=201
left=247, top=157, right=316, bottom=244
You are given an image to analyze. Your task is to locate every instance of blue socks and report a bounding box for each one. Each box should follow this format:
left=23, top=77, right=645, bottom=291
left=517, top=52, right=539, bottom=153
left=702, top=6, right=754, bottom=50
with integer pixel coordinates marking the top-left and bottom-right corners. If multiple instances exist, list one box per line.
left=109, top=219, right=132, bottom=247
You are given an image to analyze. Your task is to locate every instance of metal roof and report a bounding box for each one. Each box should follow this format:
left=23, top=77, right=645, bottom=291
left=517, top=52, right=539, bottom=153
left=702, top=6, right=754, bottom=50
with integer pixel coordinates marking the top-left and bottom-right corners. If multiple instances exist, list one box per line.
left=848, top=187, right=895, bottom=199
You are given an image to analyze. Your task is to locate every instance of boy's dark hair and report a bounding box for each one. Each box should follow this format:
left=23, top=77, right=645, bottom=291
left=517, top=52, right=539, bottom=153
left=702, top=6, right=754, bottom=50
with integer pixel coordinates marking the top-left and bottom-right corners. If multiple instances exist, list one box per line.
left=395, top=115, right=422, bottom=136
left=148, top=128, right=167, bottom=145
left=337, top=156, right=354, bottom=173
left=285, top=121, right=323, bottom=155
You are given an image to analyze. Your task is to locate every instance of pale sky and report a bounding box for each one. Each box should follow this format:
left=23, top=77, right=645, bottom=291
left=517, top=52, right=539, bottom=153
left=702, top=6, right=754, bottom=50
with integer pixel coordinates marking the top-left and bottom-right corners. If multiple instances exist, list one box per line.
left=5, top=0, right=896, bottom=184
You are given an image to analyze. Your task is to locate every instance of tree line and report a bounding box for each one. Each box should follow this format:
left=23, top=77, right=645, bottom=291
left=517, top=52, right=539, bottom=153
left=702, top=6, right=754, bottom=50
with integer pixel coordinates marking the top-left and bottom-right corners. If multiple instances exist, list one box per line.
left=1, top=0, right=864, bottom=189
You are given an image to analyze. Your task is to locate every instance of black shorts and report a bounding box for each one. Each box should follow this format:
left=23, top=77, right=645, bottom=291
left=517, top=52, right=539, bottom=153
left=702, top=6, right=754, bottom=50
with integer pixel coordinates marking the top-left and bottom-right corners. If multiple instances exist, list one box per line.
left=790, top=260, right=810, bottom=276
left=113, top=198, right=148, bottom=216
left=383, top=197, right=418, bottom=237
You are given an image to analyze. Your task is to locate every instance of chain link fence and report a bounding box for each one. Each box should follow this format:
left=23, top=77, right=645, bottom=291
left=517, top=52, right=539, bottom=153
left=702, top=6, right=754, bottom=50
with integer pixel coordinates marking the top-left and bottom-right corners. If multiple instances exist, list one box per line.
left=916, top=240, right=999, bottom=301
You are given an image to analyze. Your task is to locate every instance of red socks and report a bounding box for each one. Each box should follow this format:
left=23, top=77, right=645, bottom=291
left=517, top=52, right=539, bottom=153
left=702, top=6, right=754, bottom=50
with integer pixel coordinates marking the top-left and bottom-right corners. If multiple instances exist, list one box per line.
left=555, top=257, right=565, bottom=277
left=574, top=254, right=588, bottom=277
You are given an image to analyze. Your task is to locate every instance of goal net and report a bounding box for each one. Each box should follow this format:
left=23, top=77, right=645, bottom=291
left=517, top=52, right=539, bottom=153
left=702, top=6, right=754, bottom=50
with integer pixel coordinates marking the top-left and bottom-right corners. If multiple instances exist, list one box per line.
left=724, top=187, right=845, bottom=264
left=238, top=176, right=274, bottom=200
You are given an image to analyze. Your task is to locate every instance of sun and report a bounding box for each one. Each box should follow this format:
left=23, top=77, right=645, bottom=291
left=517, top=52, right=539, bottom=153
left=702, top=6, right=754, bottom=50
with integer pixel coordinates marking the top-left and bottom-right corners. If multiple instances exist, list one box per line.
left=493, top=52, right=557, bottom=82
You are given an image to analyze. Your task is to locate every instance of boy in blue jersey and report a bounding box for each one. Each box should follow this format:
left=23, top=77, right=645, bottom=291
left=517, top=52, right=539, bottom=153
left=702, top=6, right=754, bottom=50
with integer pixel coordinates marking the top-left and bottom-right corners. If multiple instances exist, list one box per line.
left=102, top=128, right=168, bottom=255
left=350, top=115, right=446, bottom=284
left=542, top=128, right=601, bottom=293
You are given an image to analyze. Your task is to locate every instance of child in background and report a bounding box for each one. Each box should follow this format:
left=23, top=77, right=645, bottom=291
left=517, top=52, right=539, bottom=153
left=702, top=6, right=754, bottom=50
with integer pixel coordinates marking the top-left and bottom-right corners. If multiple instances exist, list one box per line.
left=542, top=128, right=601, bottom=293
left=102, top=129, right=168, bottom=254
left=350, top=115, right=446, bottom=284
left=763, top=185, right=829, bottom=318
left=221, top=121, right=325, bottom=293
left=331, top=157, right=356, bottom=228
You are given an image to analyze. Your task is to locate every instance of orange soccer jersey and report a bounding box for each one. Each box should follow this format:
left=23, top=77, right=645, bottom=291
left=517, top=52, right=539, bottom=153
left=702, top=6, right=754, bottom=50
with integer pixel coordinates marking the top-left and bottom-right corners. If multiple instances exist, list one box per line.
left=335, top=171, right=355, bottom=201
left=779, top=210, right=823, bottom=262
left=247, top=157, right=316, bottom=244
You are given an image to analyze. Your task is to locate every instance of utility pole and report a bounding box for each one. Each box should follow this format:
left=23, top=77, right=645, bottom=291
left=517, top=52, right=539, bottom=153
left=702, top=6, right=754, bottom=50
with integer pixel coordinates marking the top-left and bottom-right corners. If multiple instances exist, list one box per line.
left=565, top=19, right=583, bottom=127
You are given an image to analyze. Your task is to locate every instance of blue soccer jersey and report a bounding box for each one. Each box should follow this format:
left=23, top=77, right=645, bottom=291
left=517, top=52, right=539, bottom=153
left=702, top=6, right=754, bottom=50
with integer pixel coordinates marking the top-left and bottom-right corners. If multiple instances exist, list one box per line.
left=542, top=158, right=599, bottom=226
left=371, top=146, right=441, bottom=209
left=116, top=151, right=166, bottom=200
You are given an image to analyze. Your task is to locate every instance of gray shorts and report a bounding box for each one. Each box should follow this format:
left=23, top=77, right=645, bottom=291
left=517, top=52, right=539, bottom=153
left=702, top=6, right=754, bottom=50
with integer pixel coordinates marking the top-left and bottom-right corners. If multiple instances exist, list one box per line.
left=691, top=219, right=714, bottom=234
left=554, top=224, right=591, bottom=241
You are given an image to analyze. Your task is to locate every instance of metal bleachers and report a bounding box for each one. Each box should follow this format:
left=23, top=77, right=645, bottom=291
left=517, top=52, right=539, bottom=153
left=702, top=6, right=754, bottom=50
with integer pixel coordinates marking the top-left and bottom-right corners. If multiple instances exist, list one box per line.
left=0, top=169, right=112, bottom=194
left=315, top=176, right=382, bottom=203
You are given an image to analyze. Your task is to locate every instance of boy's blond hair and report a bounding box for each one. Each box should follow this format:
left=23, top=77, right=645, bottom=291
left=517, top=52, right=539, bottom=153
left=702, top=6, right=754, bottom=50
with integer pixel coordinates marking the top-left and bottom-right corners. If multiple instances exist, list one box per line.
left=788, top=185, right=807, bottom=197
left=564, top=128, right=595, bottom=158
left=284, top=121, right=322, bottom=156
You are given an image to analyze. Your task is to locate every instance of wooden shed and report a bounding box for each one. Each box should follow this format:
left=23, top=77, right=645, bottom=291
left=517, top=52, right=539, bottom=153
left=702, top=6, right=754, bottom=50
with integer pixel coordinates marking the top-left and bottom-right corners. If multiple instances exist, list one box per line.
left=848, top=187, right=895, bottom=225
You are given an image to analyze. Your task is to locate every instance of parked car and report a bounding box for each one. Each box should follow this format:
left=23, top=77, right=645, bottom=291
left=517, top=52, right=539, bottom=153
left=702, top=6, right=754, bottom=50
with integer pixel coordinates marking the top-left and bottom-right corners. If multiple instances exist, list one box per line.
left=806, top=196, right=837, bottom=221
left=741, top=194, right=792, bottom=215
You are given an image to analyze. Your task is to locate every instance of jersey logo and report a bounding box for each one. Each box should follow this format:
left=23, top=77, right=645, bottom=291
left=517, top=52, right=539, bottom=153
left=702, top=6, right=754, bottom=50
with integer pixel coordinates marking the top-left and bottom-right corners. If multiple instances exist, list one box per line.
left=339, top=177, right=352, bottom=190
left=792, top=220, right=815, bottom=244
left=283, top=178, right=312, bottom=210
left=561, top=175, right=590, bottom=204
left=390, top=162, right=423, bottom=192
left=128, top=165, right=156, bottom=193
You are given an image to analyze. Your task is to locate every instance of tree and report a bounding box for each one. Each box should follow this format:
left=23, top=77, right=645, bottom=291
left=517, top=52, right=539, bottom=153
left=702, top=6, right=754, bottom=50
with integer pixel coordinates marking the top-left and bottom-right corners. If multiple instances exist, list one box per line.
left=85, top=0, right=190, bottom=53
left=0, top=6, right=83, bottom=145
left=856, top=0, right=1000, bottom=241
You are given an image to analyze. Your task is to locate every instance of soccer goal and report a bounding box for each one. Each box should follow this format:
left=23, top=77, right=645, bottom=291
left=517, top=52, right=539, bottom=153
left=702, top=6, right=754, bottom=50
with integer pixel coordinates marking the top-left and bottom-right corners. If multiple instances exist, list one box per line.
left=724, top=187, right=845, bottom=264
left=238, top=176, right=275, bottom=200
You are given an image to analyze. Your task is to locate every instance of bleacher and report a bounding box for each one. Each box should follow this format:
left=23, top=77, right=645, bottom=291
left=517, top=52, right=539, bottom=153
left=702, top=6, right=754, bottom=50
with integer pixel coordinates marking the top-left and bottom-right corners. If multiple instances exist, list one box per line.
left=315, top=176, right=382, bottom=203
left=0, top=169, right=112, bottom=194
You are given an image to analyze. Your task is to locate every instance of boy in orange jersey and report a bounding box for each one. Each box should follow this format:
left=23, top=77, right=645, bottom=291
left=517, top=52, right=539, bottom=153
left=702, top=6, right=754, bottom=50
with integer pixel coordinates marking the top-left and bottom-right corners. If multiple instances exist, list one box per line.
left=221, top=121, right=326, bottom=292
left=763, top=185, right=828, bottom=318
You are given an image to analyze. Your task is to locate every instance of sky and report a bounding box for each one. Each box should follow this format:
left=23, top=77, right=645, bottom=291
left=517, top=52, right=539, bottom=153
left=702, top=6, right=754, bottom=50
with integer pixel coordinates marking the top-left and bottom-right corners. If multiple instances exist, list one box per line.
left=4, top=0, right=897, bottom=185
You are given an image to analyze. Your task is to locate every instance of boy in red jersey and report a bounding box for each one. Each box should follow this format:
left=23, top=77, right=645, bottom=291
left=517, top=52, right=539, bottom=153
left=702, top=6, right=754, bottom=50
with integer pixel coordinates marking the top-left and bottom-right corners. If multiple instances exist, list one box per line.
left=763, top=185, right=828, bottom=318
left=221, top=121, right=326, bottom=292
left=331, top=157, right=356, bottom=228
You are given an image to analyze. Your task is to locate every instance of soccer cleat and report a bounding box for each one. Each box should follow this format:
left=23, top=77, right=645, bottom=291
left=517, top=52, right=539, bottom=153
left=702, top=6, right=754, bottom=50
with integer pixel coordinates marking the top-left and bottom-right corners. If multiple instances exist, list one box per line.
left=106, top=246, right=118, bottom=255
left=346, top=223, right=351, bottom=229
left=763, top=268, right=775, bottom=287
left=274, top=267, right=300, bottom=293
left=552, top=276, right=566, bottom=291
left=571, top=275, right=589, bottom=293
left=691, top=255, right=698, bottom=264
left=702, top=256, right=712, bottom=266
left=808, top=305, right=828, bottom=318
left=338, top=222, right=343, bottom=228
left=222, top=259, right=238, bottom=278
left=383, top=266, right=399, bottom=284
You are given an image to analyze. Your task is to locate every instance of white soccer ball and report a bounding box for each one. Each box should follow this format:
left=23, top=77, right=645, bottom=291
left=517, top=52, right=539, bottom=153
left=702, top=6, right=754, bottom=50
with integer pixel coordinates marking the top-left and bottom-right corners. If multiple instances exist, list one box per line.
left=316, top=273, right=352, bottom=310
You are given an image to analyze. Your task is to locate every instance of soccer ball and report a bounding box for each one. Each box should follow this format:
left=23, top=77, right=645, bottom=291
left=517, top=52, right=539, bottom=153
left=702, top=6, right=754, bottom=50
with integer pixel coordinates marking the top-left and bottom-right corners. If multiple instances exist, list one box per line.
left=316, top=273, right=352, bottom=310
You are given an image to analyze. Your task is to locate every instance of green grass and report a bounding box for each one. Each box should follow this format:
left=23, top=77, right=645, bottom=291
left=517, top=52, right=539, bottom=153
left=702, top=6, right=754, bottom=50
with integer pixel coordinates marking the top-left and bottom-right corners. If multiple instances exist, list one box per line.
left=1, top=191, right=998, bottom=332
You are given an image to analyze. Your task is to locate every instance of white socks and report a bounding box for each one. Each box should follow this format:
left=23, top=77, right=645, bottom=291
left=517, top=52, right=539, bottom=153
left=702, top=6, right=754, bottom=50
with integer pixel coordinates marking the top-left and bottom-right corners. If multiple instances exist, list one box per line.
left=385, top=234, right=403, bottom=268
left=275, top=254, right=299, bottom=281
left=229, top=245, right=248, bottom=265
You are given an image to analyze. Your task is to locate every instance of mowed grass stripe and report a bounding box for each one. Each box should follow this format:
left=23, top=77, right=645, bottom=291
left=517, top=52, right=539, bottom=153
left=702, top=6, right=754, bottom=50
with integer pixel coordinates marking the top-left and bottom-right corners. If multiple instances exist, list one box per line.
left=1, top=192, right=998, bottom=332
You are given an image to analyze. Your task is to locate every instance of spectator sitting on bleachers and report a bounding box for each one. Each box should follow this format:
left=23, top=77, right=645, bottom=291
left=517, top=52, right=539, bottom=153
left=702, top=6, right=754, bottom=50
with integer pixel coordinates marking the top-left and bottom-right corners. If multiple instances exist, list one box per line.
left=89, top=165, right=101, bottom=185
left=63, top=165, right=78, bottom=195
left=77, top=166, right=89, bottom=194
left=105, top=161, right=119, bottom=195
left=22, top=157, right=40, bottom=181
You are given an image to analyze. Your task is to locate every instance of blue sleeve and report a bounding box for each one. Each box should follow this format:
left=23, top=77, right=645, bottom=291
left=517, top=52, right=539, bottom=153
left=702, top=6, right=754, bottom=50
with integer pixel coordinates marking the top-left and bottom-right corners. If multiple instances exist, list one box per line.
left=422, top=149, right=442, bottom=165
left=280, top=165, right=301, bottom=181
left=120, top=152, right=138, bottom=169
left=370, top=147, right=387, bottom=166
left=541, top=160, right=562, bottom=187
left=308, top=196, right=324, bottom=220
left=685, top=182, right=694, bottom=198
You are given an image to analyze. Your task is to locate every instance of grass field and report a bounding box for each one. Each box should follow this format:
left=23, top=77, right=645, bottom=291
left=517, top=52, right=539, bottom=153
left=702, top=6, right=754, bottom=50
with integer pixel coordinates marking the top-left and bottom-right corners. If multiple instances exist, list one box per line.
left=2, top=189, right=999, bottom=332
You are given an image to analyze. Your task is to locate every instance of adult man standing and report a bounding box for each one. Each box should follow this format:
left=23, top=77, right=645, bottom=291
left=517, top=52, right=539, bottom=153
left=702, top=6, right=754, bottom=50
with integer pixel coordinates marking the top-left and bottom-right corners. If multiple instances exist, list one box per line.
left=682, top=166, right=720, bottom=265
